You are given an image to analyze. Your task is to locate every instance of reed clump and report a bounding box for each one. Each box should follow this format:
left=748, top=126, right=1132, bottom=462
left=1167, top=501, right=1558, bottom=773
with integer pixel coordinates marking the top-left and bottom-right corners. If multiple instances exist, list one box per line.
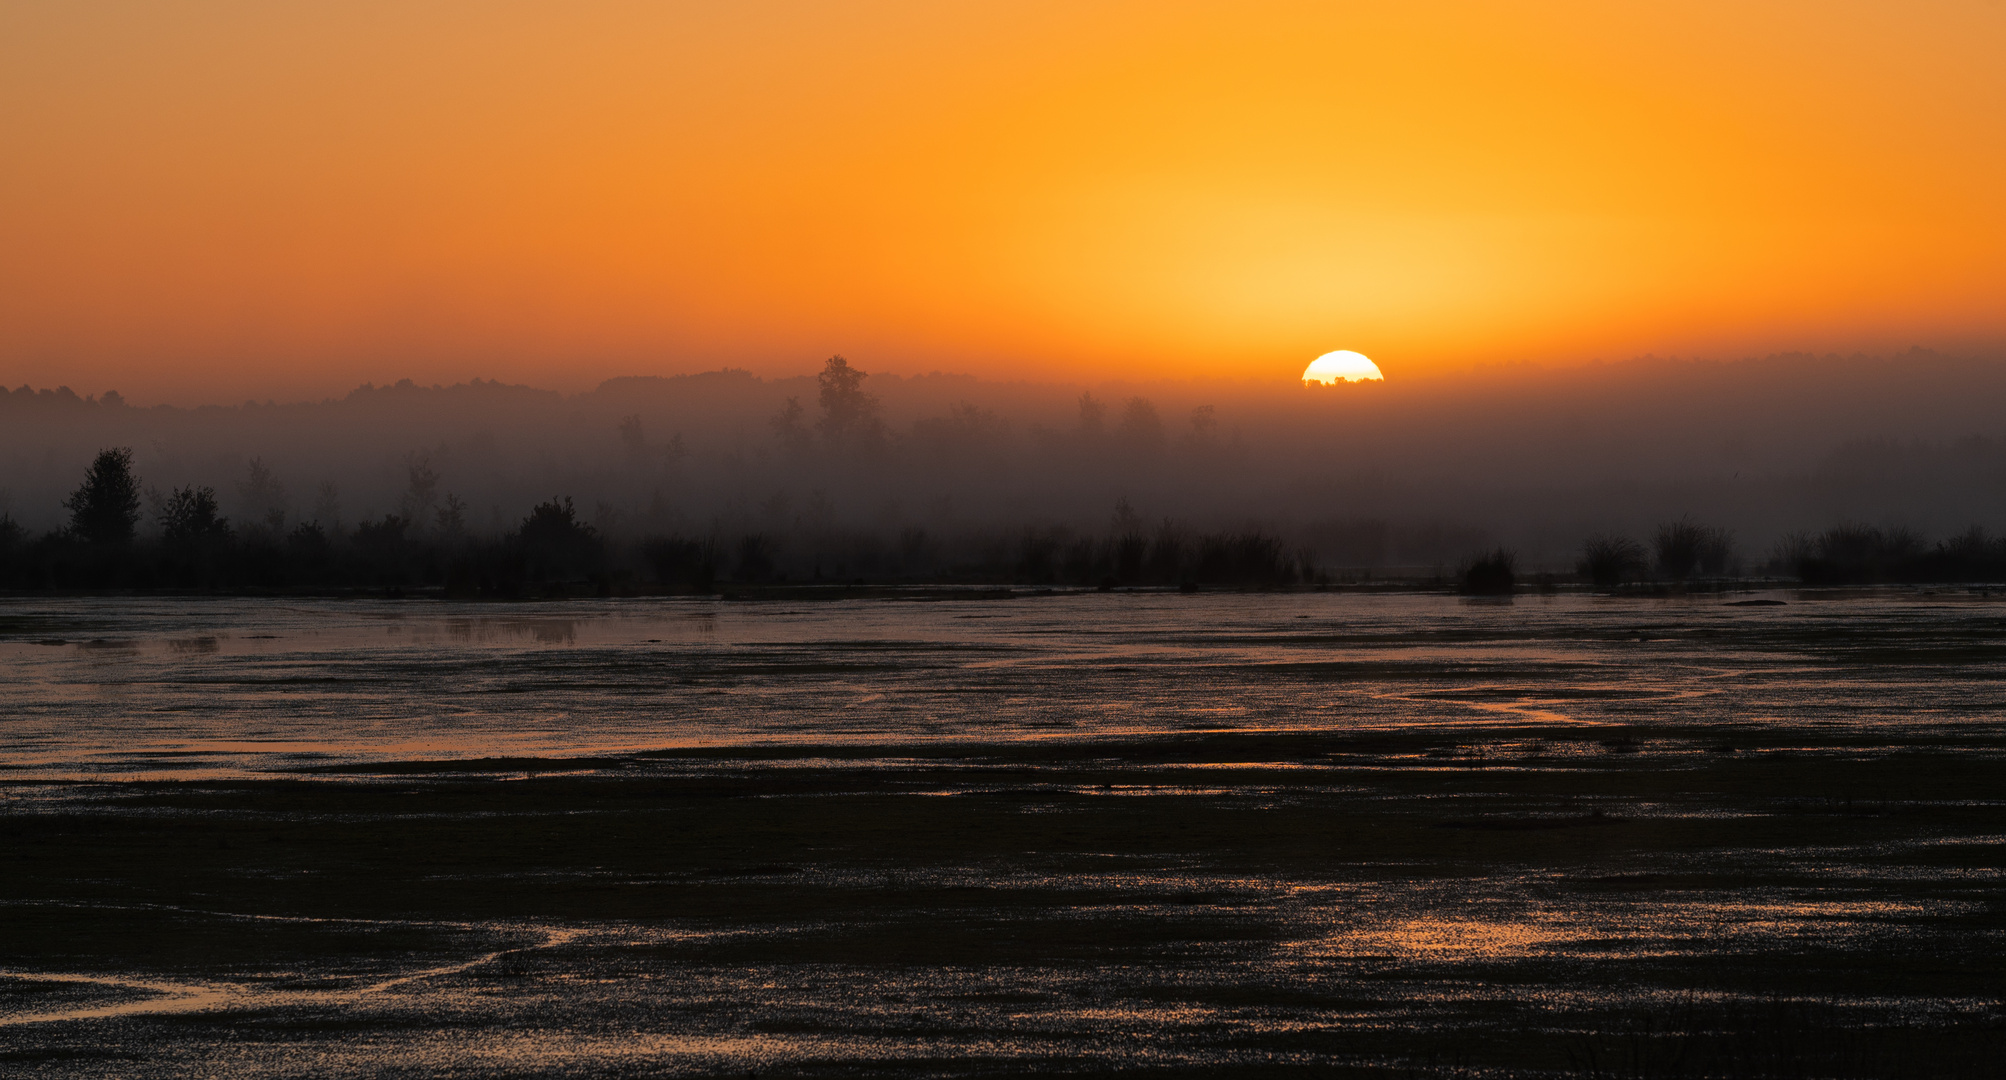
left=1459, top=548, right=1517, bottom=595
left=1781, top=524, right=2006, bottom=584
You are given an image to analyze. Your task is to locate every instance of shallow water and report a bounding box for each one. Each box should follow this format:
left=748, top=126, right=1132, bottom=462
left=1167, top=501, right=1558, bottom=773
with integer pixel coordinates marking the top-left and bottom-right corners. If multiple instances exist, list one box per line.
left=4, top=590, right=2003, bottom=779
left=2, top=591, right=2003, bottom=1076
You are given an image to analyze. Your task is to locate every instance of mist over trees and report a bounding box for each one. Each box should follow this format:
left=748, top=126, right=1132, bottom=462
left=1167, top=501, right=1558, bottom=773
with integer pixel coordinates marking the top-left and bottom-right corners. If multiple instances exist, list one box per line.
left=5, top=349, right=2006, bottom=588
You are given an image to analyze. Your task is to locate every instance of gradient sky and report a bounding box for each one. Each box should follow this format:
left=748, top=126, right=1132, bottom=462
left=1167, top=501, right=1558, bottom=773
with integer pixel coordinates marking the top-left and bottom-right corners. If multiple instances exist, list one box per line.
left=3, top=0, right=2003, bottom=402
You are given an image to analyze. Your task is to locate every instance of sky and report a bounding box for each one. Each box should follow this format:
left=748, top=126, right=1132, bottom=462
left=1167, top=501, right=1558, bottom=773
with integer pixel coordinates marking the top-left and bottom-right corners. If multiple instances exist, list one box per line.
left=3, top=0, right=2003, bottom=403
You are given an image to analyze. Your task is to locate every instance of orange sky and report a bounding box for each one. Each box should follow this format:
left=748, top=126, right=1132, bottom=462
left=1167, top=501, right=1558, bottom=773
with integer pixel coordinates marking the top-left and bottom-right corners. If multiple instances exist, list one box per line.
left=3, top=0, right=2003, bottom=402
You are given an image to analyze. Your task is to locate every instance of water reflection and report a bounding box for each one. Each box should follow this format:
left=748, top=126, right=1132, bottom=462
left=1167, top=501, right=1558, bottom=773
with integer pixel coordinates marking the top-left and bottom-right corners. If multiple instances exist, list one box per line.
left=0, top=593, right=2001, bottom=779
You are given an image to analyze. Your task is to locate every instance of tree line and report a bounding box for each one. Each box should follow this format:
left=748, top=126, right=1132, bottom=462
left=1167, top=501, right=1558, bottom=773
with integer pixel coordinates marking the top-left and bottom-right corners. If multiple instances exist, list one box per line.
left=0, top=447, right=1311, bottom=594
left=9, top=444, right=2006, bottom=596
left=1451, top=518, right=2006, bottom=594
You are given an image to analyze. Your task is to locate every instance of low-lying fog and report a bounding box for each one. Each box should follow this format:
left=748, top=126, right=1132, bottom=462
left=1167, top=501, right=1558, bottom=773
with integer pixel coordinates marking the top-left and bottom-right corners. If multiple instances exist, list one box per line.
left=5, top=349, right=2004, bottom=572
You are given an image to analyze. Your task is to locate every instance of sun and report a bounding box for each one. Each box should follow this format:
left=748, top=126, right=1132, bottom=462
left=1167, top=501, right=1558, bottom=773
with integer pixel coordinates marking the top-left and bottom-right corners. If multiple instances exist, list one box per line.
left=1302, top=350, right=1384, bottom=385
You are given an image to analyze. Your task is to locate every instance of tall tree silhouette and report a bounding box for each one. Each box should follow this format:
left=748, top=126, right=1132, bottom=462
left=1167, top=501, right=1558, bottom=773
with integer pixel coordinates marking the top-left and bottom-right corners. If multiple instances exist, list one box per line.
left=815, top=355, right=882, bottom=449
left=65, top=448, right=141, bottom=544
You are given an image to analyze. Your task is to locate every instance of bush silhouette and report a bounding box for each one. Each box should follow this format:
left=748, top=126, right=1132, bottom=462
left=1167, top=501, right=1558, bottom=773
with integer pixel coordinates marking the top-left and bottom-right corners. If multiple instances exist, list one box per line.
left=516, top=497, right=602, bottom=583
left=1578, top=534, right=1645, bottom=587
left=1461, top=548, right=1516, bottom=595
left=1654, top=518, right=1732, bottom=579
left=1788, top=523, right=1988, bottom=584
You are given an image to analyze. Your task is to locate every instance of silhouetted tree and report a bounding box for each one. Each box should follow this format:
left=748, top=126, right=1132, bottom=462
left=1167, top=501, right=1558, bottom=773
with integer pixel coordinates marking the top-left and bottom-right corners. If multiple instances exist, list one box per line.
left=159, top=486, right=230, bottom=542
left=815, top=355, right=882, bottom=449
left=151, top=485, right=233, bottom=587
left=65, top=448, right=141, bottom=544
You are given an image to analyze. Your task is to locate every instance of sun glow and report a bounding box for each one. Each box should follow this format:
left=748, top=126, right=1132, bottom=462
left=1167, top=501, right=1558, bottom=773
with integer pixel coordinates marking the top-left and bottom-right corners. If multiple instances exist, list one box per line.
left=1303, top=350, right=1384, bottom=385
left=2, top=3, right=2004, bottom=400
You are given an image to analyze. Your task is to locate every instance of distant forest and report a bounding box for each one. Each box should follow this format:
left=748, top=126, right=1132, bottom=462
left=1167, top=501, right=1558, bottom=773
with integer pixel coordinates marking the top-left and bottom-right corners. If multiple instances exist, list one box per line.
left=6, top=350, right=2006, bottom=590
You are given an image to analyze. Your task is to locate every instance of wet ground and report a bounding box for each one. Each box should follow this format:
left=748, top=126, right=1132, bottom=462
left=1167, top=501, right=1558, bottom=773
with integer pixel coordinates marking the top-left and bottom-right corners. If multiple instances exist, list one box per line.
left=2, top=591, right=2003, bottom=1076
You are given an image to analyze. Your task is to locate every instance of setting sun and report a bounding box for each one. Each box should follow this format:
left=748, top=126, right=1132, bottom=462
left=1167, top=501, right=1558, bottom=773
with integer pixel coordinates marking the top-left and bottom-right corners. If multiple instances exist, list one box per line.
left=1303, top=350, right=1384, bottom=385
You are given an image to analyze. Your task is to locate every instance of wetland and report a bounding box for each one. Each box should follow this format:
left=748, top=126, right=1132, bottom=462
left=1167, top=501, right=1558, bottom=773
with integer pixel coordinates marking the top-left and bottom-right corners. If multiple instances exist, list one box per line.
left=2, top=591, right=2002, bottom=1076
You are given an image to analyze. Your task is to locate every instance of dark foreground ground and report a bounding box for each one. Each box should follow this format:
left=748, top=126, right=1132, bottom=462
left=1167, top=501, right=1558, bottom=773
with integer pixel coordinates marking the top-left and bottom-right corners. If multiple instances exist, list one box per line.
left=4, top=591, right=2006, bottom=1076
left=5, top=728, right=2004, bottom=1077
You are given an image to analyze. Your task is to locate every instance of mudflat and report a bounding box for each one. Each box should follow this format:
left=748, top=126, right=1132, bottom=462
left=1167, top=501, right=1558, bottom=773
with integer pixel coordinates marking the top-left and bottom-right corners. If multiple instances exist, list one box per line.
left=2, top=592, right=2002, bottom=1076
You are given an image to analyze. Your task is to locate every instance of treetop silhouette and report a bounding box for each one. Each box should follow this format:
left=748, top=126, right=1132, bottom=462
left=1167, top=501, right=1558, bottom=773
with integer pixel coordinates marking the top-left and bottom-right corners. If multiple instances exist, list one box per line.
left=815, top=355, right=883, bottom=449
left=65, top=447, right=141, bottom=545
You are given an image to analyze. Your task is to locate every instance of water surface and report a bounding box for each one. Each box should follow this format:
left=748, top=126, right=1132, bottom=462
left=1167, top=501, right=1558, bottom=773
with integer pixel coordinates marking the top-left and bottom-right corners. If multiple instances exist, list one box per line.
left=3, top=591, right=2002, bottom=1076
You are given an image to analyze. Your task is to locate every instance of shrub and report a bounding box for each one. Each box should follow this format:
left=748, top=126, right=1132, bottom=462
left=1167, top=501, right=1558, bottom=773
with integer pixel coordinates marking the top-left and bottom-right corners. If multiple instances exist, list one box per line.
left=1578, top=534, right=1645, bottom=588
left=517, top=497, right=602, bottom=583
left=1654, top=518, right=1732, bottom=579
left=1461, top=548, right=1516, bottom=595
